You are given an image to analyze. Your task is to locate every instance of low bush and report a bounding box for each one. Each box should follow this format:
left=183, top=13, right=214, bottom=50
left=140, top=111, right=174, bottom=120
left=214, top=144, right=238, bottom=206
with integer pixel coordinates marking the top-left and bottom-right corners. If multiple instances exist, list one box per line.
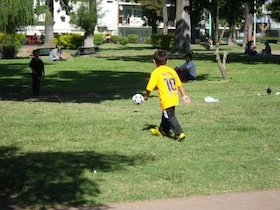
left=119, top=37, right=129, bottom=45
left=0, top=34, right=21, bottom=58
left=256, top=36, right=280, bottom=44
left=57, top=34, right=83, bottom=49
left=94, top=34, right=104, bottom=45
left=110, top=35, right=119, bottom=44
left=58, top=35, right=71, bottom=48
left=127, top=34, right=139, bottom=44
left=151, top=34, right=175, bottom=50
left=143, top=36, right=151, bottom=44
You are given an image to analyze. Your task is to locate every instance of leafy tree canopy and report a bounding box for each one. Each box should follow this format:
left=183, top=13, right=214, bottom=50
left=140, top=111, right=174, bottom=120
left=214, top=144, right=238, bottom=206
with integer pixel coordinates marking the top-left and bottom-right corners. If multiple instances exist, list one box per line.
left=70, top=0, right=97, bottom=36
left=141, top=0, right=164, bottom=33
left=0, top=0, right=35, bottom=33
left=266, top=0, right=280, bottom=22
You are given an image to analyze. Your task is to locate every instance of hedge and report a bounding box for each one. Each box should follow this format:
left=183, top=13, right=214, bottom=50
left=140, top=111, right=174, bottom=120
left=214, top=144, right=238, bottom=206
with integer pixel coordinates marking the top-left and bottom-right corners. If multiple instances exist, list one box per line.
left=151, top=34, right=175, bottom=50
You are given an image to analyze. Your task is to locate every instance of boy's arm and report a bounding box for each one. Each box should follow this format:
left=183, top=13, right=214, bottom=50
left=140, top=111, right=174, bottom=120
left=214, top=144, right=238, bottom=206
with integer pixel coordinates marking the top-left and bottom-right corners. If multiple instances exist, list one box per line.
left=174, top=63, right=186, bottom=71
left=30, top=68, right=36, bottom=74
left=42, top=62, right=45, bottom=76
left=42, top=60, right=45, bottom=73
left=178, top=86, right=191, bottom=104
left=29, top=62, right=36, bottom=74
left=186, top=61, right=195, bottom=70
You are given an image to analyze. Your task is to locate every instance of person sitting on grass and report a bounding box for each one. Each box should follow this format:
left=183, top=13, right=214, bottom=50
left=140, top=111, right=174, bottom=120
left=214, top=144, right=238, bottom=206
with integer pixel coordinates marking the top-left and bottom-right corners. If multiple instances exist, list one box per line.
left=49, top=45, right=66, bottom=61
left=244, top=40, right=253, bottom=55
left=261, top=41, right=272, bottom=56
left=174, top=53, right=197, bottom=82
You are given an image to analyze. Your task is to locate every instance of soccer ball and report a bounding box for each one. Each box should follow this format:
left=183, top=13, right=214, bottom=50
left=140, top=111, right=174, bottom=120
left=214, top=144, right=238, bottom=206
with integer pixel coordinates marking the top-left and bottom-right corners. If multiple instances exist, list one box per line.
left=132, top=93, right=144, bottom=105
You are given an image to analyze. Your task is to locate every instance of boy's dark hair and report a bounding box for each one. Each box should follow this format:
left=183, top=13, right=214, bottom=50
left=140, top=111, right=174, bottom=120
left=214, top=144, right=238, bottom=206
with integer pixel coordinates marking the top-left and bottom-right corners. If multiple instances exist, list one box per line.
left=154, top=50, right=168, bottom=65
left=185, top=53, right=192, bottom=60
left=32, top=49, right=40, bottom=56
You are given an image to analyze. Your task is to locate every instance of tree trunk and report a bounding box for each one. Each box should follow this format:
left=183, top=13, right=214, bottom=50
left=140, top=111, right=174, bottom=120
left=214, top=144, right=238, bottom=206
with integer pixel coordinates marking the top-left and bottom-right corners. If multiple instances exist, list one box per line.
left=173, top=0, right=191, bottom=54
left=228, top=24, right=237, bottom=46
left=151, top=19, right=158, bottom=34
left=162, top=0, right=168, bottom=35
left=44, top=23, right=54, bottom=48
left=44, top=0, right=54, bottom=48
left=214, top=2, right=228, bottom=80
left=259, top=23, right=270, bottom=37
left=243, top=2, right=253, bottom=47
left=84, top=30, right=94, bottom=47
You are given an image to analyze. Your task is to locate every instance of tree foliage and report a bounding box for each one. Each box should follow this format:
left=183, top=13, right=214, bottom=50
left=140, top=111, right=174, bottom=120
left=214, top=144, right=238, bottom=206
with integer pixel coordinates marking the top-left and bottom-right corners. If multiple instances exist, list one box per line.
left=36, top=0, right=98, bottom=47
left=70, top=0, right=98, bottom=47
left=70, top=0, right=97, bottom=36
left=266, top=0, right=280, bottom=22
left=141, top=0, right=164, bottom=34
left=0, top=0, right=35, bottom=33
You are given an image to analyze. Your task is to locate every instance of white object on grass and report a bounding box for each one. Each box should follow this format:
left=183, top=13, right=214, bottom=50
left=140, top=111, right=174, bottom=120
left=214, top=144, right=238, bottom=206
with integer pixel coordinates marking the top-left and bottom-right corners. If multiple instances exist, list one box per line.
left=204, top=96, right=220, bottom=103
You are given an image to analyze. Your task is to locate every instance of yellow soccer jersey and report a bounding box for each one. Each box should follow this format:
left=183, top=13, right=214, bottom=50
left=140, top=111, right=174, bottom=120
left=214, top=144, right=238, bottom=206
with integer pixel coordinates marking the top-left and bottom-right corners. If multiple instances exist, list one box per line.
left=146, top=65, right=182, bottom=110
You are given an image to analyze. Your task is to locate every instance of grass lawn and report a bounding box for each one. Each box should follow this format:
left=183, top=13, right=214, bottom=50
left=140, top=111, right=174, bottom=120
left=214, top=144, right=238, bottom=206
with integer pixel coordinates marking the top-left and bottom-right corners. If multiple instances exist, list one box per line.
left=0, top=43, right=279, bottom=209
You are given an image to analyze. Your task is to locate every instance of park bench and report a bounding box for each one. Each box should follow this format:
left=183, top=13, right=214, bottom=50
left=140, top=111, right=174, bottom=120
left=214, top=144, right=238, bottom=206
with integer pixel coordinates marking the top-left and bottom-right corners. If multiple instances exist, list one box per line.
left=260, top=40, right=278, bottom=44
left=37, top=48, right=54, bottom=56
left=29, top=48, right=54, bottom=57
left=74, top=46, right=99, bottom=56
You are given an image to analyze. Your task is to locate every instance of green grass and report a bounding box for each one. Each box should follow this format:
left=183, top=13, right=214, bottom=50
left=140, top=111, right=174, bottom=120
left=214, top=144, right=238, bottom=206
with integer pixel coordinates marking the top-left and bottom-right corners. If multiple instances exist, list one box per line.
left=0, top=43, right=279, bottom=209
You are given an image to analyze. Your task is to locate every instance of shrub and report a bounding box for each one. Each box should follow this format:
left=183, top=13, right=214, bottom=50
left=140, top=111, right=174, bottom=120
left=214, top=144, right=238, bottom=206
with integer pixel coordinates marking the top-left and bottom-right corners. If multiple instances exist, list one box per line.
left=53, top=37, right=59, bottom=47
left=144, top=36, right=151, bottom=44
left=94, top=34, right=104, bottom=45
left=127, top=34, right=139, bottom=44
left=1, top=34, right=21, bottom=58
left=257, top=36, right=279, bottom=44
left=151, top=34, right=175, bottom=50
left=69, top=34, right=84, bottom=49
left=110, top=35, right=119, bottom=44
left=151, top=34, right=161, bottom=48
left=0, top=33, right=5, bottom=43
left=56, top=34, right=83, bottom=49
left=58, top=35, right=71, bottom=48
left=15, top=34, right=28, bottom=45
left=119, top=37, right=128, bottom=45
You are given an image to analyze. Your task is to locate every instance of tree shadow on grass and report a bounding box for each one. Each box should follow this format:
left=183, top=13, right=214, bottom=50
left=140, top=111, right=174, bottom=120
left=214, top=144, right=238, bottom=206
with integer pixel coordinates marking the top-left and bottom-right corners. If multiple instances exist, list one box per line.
left=0, top=62, right=150, bottom=103
left=0, top=146, right=152, bottom=209
left=1, top=50, right=278, bottom=103
left=99, top=44, right=154, bottom=51
left=99, top=49, right=280, bottom=65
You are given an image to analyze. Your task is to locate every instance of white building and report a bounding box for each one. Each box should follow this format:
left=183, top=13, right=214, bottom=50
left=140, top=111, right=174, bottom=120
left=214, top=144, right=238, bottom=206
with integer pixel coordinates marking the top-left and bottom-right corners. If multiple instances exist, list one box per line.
left=26, top=0, right=149, bottom=37
left=25, top=0, right=279, bottom=40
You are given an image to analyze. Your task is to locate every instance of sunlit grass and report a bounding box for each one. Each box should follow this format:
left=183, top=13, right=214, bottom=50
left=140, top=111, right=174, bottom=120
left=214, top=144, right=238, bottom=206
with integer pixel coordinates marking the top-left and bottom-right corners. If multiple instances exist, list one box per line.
left=0, top=43, right=279, bottom=209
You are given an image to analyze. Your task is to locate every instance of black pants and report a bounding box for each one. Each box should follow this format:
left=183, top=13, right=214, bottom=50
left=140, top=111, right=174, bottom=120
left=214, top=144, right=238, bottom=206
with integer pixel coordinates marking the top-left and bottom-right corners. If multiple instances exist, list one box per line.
left=32, top=76, right=42, bottom=96
left=176, top=69, right=196, bottom=82
left=159, top=106, right=182, bottom=138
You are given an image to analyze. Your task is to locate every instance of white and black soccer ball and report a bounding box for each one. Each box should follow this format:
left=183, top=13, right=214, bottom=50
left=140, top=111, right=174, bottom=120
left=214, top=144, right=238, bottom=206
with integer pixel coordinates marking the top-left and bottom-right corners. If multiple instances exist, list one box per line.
left=132, top=93, right=144, bottom=105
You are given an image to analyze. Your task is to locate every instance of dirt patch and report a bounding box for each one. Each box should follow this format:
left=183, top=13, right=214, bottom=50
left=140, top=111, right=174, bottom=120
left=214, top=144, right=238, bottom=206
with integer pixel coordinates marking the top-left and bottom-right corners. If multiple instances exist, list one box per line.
left=16, top=45, right=74, bottom=59
left=16, top=45, right=38, bottom=58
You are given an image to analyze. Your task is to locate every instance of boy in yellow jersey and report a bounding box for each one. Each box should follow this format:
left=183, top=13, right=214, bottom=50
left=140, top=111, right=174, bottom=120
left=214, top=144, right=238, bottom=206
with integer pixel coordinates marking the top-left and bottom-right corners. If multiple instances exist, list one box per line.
left=144, top=50, right=191, bottom=141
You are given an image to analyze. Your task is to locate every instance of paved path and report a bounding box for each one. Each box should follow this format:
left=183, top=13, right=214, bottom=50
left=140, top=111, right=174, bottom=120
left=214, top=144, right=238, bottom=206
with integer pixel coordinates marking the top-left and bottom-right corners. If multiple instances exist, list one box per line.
left=64, top=189, right=280, bottom=210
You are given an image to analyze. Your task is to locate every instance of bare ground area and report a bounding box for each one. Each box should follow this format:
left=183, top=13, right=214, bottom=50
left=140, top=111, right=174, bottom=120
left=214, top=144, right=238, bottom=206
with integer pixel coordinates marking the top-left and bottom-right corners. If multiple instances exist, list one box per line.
left=16, top=44, right=74, bottom=59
